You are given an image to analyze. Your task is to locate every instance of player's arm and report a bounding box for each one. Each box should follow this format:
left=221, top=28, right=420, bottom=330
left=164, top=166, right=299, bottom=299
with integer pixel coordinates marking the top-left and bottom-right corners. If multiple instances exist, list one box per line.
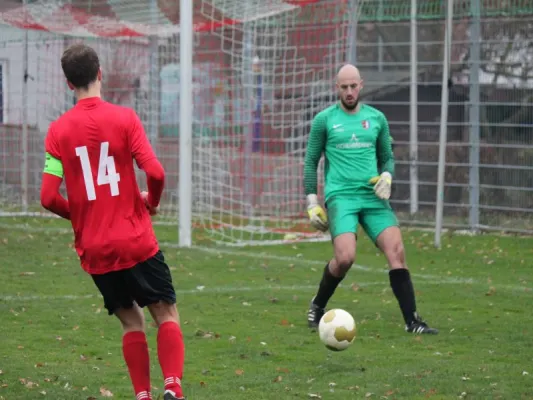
left=370, top=113, right=395, bottom=200
left=40, top=152, right=70, bottom=220
left=129, top=110, right=165, bottom=209
left=303, top=112, right=328, bottom=231
left=376, top=113, right=395, bottom=176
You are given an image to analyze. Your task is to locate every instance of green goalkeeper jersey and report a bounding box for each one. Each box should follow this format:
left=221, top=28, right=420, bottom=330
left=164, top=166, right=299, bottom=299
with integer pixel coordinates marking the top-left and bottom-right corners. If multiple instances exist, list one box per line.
left=303, top=103, right=395, bottom=203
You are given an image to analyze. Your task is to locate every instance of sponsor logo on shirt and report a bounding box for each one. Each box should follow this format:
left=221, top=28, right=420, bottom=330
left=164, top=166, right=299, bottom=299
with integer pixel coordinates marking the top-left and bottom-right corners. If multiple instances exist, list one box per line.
left=336, top=132, right=372, bottom=149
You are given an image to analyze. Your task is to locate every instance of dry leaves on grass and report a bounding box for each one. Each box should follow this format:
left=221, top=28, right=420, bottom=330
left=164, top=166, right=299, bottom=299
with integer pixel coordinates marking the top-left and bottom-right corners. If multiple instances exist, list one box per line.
left=19, top=378, right=36, bottom=387
left=99, top=387, right=113, bottom=397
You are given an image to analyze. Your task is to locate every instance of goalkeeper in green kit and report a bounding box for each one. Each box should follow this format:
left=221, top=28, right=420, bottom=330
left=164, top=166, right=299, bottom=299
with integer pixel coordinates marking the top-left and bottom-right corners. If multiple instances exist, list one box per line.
left=304, top=64, right=438, bottom=334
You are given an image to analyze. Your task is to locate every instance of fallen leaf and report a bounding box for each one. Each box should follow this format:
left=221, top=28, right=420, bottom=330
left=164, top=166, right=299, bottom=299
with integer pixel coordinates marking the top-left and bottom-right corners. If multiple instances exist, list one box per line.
left=99, top=387, right=113, bottom=397
left=486, top=287, right=496, bottom=296
left=235, top=369, right=244, bottom=376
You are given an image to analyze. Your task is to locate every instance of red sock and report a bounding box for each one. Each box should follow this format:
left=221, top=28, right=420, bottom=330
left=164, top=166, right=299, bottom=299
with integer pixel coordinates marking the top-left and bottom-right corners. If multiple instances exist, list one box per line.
left=122, top=331, right=151, bottom=400
left=157, top=321, right=185, bottom=398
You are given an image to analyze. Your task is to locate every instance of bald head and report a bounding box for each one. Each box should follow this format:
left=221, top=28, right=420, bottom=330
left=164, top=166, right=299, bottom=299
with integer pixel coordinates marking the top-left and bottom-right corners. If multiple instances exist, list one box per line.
left=336, top=64, right=363, bottom=112
left=336, top=64, right=361, bottom=83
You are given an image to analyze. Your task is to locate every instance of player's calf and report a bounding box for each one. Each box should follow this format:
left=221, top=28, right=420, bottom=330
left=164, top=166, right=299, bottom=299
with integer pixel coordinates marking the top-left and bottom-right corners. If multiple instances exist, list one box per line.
left=308, top=262, right=346, bottom=329
left=114, top=306, right=152, bottom=400
left=308, top=233, right=355, bottom=329
left=148, top=302, right=185, bottom=399
left=376, top=227, right=439, bottom=334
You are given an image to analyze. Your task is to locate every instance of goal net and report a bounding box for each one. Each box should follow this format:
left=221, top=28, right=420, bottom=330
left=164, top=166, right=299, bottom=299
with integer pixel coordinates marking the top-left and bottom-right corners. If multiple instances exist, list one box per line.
left=189, top=0, right=354, bottom=245
left=0, top=0, right=357, bottom=246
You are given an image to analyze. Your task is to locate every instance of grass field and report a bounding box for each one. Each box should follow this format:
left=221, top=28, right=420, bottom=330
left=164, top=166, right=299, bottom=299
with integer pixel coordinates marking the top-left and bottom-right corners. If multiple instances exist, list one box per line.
left=1, top=216, right=533, bottom=400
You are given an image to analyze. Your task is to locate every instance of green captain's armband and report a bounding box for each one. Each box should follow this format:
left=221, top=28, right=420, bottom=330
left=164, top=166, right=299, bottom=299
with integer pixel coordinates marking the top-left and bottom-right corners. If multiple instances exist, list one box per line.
left=43, top=152, right=64, bottom=178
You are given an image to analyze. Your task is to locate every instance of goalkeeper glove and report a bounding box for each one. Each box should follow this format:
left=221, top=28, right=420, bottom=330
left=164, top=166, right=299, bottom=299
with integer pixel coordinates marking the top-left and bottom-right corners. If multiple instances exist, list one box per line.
left=306, top=194, right=329, bottom=232
left=369, top=172, right=392, bottom=200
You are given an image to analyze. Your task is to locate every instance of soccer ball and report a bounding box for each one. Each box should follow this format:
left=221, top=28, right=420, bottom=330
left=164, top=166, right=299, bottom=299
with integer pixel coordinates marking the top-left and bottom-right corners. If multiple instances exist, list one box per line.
left=318, top=308, right=357, bottom=351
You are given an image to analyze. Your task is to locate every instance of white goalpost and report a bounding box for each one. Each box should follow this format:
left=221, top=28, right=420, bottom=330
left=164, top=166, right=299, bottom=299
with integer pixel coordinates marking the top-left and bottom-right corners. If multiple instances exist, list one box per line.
left=179, top=0, right=194, bottom=248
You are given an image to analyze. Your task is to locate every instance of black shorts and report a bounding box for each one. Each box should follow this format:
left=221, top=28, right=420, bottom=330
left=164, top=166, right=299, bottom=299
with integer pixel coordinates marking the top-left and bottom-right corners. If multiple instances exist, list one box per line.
left=91, top=250, right=176, bottom=315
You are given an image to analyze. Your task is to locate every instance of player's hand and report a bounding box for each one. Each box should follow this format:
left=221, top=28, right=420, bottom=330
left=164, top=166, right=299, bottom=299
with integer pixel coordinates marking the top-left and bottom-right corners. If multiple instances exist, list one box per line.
left=140, top=191, right=159, bottom=216
left=306, top=194, right=329, bottom=232
left=369, top=172, right=392, bottom=200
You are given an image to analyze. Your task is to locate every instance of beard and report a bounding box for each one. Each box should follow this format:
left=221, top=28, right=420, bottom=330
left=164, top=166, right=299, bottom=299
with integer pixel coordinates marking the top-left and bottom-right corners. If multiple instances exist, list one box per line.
left=340, top=96, right=359, bottom=111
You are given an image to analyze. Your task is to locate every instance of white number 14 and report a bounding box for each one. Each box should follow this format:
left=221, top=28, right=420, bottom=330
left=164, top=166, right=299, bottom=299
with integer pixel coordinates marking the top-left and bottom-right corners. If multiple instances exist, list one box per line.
left=75, top=142, right=120, bottom=201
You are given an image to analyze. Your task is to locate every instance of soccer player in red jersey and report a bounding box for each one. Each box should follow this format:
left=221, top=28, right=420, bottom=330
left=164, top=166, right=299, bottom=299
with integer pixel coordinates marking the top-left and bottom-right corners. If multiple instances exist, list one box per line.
left=40, top=44, right=186, bottom=400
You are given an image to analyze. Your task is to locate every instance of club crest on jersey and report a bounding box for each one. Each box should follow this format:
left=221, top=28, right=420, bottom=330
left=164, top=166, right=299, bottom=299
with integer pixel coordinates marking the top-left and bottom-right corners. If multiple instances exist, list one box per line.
left=361, top=120, right=370, bottom=129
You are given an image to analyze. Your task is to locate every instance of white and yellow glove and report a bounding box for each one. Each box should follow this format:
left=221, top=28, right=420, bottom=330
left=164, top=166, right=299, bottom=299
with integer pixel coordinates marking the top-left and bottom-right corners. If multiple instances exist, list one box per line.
left=306, top=194, right=329, bottom=232
left=369, top=172, right=392, bottom=200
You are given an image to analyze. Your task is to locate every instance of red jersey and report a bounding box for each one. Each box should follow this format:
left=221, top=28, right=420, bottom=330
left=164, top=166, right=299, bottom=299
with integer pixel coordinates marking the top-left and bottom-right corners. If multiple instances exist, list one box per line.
left=44, top=97, right=160, bottom=275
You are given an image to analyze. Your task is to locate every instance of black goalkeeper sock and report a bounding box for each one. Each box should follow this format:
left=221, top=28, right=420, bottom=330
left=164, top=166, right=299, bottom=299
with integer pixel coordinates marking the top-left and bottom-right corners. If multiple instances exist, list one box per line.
left=313, top=263, right=344, bottom=309
left=389, top=268, right=417, bottom=325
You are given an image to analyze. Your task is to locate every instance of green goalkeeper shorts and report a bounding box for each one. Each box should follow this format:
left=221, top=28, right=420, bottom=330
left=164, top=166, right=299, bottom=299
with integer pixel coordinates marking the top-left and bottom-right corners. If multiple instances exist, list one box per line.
left=326, top=195, right=399, bottom=243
